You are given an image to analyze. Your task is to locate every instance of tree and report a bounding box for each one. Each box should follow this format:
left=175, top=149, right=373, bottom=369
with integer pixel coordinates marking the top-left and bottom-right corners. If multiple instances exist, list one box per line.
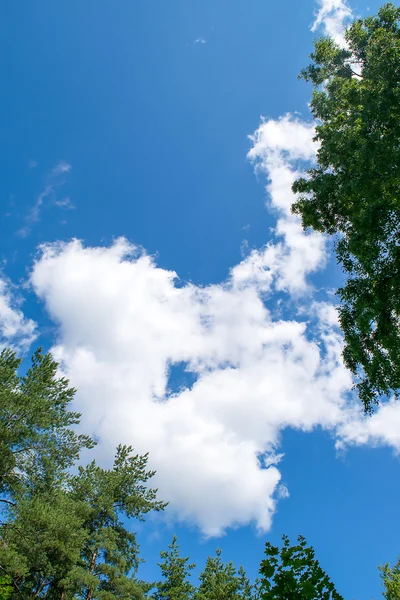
left=152, top=535, right=196, bottom=600
left=69, top=444, right=168, bottom=600
left=196, top=548, right=254, bottom=600
left=237, top=566, right=256, bottom=600
left=291, top=3, right=400, bottom=411
left=0, top=348, right=167, bottom=600
left=258, top=535, right=343, bottom=600
left=0, top=347, right=93, bottom=503
left=380, top=558, right=400, bottom=600
left=0, top=348, right=95, bottom=599
left=0, top=490, right=88, bottom=599
left=0, top=446, right=167, bottom=600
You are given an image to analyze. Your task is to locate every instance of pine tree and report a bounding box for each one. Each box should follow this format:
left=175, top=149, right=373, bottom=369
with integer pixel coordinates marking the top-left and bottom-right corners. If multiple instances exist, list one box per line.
left=237, top=566, right=255, bottom=599
left=0, top=347, right=93, bottom=503
left=69, top=444, right=168, bottom=600
left=0, top=490, right=88, bottom=599
left=380, top=557, right=400, bottom=600
left=196, top=548, right=252, bottom=600
left=0, top=348, right=94, bottom=599
left=0, top=348, right=167, bottom=600
left=152, top=535, right=196, bottom=600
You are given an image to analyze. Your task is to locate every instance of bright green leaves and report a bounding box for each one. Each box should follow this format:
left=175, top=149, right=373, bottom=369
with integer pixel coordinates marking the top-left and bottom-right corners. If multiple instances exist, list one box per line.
left=292, top=3, right=400, bottom=411
left=0, top=576, right=12, bottom=600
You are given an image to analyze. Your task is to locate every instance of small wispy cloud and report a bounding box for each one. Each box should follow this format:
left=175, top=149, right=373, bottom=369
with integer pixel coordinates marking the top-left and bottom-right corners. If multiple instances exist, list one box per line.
left=28, top=159, right=37, bottom=169
left=194, top=38, right=207, bottom=45
left=53, top=197, right=75, bottom=210
left=52, top=160, right=72, bottom=175
left=18, top=161, right=72, bottom=237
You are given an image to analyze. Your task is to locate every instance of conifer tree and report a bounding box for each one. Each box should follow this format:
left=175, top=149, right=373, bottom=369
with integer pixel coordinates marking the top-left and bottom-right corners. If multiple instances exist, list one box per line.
left=0, top=348, right=167, bottom=600
left=196, top=548, right=254, bottom=600
left=0, top=347, right=93, bottom=503
left=380, top=557, right=400, bottom=600
left=69, top=444, right=168, bottom=600
left=152, top=535, right=196, bottom=600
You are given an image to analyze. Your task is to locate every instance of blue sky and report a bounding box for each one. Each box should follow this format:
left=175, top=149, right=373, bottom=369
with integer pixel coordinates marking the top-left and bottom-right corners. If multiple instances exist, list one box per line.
left=1, top=0, right=398, bottom=598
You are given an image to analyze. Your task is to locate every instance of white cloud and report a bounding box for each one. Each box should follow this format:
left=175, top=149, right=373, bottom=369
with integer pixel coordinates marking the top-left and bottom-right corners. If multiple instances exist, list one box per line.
left=246, top=114, right=325, bottom=295
left=0, top=277, right=36, bottom=352
left=29, top=237, right=355, bottom=537
left=337, top=402, right=400, bottom=452
left=312, top=0, right=353, bottom=46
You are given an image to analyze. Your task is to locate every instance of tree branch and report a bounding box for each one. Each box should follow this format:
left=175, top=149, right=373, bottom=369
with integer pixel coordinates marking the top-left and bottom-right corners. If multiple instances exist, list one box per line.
left=0, top=499, right=16, bottom=507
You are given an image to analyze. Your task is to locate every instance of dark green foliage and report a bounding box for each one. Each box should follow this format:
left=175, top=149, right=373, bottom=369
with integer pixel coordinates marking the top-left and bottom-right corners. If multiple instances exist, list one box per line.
left=0, top=347, right=93, bottom=501
left=258, top=535, right=342, bottom=600
left=152, top=535, right=196, bottom=600
left=0, top=490, right=88, bottom=599
left=291, top=3, right=400, bottom=411
left=69, top=444, right=168, bottom=600
left=380, top=557, right=400, bottom=599
left=0, top=347, right=95, bottom=598
left=0, top=445, right=166, bottom=600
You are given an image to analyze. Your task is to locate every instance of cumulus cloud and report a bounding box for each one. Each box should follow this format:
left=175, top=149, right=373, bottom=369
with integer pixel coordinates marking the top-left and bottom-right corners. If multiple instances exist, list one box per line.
left=29, top=236, right=353, bottom=537
left=0, top=277, right=36, bottom=352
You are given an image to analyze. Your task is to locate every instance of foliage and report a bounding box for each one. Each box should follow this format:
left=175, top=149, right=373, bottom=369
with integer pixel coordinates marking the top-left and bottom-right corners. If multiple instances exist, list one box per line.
left=0, top=576, right=12, bottom=600
left=380, top=558, right=400, bottom=600
left=237, top=566, right=255, bottom=599
left=152, top=535, right=196, bottom=600
left=0, top=347, right=93, bottom=502
left=0, top=348, right=167, bottom=600
left=0, top=490, right=88, bottom=599
left=291, top=3, right=400, bottom=411
left=196, top=548, right=254, bottom=600
left=258, top=535, right=343, bottom=599
left=0, top=444, right=167, bottom=600
left=69, top=444, right=168, bottom=600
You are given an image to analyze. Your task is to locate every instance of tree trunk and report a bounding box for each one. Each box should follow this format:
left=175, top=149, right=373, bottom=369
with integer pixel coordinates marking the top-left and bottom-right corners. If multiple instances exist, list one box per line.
left=85, top=548, right=98, bottom=600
